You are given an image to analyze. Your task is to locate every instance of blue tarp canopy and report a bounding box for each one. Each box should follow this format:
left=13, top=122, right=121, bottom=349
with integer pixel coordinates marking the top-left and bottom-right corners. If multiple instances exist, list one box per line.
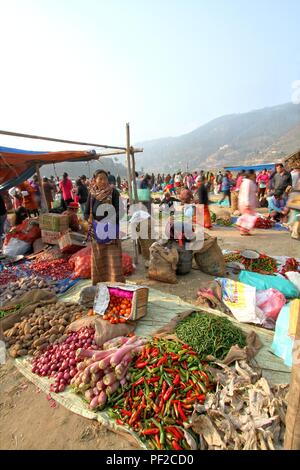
left=224, top=163, right=275, bottom=172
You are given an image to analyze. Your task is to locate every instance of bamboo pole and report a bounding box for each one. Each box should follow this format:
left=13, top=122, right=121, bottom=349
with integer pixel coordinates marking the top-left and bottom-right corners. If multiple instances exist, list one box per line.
left=96, top=148, right=143, bottom=158
left=284, top=305, right=300, bottom=449
left=35, top=164, right=48, bottom=213
left=0, top=129, right=126, bottom=151
left=131, top=149, right=138, bottom=203
left=126, top=123, right=139, bottom=264
left=126, top=123, right=133, bottom=204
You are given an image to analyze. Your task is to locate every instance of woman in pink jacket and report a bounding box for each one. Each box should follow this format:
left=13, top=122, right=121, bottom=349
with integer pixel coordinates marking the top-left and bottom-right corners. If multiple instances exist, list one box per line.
left=256, top=169, right=269, bottom=200
left=237, top=171, right=258, bottom=236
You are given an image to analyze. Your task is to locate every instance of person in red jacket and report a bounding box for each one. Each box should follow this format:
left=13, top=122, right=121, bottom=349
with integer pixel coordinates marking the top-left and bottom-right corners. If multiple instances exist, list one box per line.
left=59, top=173, right=73, bottom=210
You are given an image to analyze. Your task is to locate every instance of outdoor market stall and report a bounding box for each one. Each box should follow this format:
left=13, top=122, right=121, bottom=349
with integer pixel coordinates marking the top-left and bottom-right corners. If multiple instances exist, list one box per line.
left=1, top=274, right=298, bottom=450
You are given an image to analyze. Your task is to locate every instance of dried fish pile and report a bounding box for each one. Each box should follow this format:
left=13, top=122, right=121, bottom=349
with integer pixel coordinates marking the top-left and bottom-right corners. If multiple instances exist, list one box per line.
left=191, top=361, right=288, bottom=450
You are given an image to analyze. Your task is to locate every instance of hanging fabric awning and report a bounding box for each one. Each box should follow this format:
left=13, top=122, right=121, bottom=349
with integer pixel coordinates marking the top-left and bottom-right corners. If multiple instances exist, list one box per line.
left=0, top=146, right=98, bottom=191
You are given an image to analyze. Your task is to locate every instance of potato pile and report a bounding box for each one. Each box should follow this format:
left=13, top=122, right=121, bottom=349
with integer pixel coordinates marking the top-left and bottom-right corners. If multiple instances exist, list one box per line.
left=4, top=302, right=86, bottom=358
left=0, top=275, right=59, bottom=306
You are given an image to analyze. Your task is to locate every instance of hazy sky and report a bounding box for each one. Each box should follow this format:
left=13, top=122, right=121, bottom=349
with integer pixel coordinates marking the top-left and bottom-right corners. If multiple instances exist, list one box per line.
left=0, top=0, right=299, bottom=152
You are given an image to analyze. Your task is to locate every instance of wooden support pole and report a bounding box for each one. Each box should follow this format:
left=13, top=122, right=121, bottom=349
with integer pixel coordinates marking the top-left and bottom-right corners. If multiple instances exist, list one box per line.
left=35, top=164, right=48, bottom=213
left=126, top=123, right=133, bottom=205
left=125, top=123, right=139, bottom=265
left=284, top=304, right=300, bottom=449
left=131, top=149, right=138, bottom=204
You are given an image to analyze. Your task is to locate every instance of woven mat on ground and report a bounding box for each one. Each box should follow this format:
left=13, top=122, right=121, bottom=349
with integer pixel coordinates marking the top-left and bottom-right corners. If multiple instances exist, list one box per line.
left=14, top=281, right=291, bottom=447
left=52, top=279, right=292, bottom=382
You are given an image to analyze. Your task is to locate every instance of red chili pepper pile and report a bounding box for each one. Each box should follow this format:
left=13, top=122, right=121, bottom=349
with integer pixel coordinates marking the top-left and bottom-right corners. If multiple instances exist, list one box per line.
left=243, top=254, right=278, bottom=274
left=281, top=258, right=299, bottom=275
left=107, top=338, right=214, bottom=450
left=30, top=258, right=73, bottom=280
left=254, top=217, right=274, bottom=229
left=0, top=271, right=18, bottom=286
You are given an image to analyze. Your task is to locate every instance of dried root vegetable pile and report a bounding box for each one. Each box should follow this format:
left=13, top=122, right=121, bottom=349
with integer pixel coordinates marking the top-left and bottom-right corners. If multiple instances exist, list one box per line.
left=107, top=339, right=215, bottom=450
left=191, top=361, right=288, bottom=450
left=175, top=313, right=246, bottom=360
left=31, top=247, right=65, bottom=263
left=0, top=275, right=59, bottom=305
left=4, top=302, right=86, bottom=358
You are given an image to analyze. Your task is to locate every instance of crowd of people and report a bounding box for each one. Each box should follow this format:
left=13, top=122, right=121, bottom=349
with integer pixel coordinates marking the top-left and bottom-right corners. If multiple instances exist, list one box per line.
left=133, top=164, right=299, bottom=235
left=0, top=163, right=299, bottom=248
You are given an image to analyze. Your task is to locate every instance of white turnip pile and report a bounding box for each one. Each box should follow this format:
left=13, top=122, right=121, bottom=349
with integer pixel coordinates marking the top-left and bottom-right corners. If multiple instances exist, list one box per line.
left=71, top=335, right=147, bottom=410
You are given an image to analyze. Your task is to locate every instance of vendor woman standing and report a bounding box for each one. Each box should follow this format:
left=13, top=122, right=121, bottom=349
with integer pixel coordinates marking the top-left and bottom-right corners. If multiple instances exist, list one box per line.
left=85, top=170, right=125, bottom=285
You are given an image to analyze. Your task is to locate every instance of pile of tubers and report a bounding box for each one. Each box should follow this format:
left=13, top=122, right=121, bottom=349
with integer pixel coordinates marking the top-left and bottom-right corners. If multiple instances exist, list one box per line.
left=0, top=275, right=59, bottom=306
left=4, top=302, right=86, bottom=358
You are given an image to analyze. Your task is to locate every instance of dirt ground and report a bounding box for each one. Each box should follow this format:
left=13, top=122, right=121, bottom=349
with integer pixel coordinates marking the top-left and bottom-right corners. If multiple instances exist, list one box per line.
left=1, top=207, right=298, bottom=450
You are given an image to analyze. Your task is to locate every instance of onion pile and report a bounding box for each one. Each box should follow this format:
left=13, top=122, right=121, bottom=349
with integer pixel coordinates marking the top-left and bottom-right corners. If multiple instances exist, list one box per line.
left=31, top=327, right=97, bottom=393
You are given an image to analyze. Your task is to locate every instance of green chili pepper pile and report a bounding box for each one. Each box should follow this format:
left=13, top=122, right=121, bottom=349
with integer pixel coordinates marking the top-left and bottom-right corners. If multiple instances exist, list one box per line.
left=175, top=313, right=246, bottom=360
left=0, top=304, right=22, bottom=319
left=107, top=339, right=215, bottom=450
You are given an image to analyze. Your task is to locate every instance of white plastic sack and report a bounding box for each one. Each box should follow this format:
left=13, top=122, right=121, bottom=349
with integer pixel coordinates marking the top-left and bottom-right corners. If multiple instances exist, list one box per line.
left=129, top=210, right=151, bottom=224
left=285, top=271, right=300, bottom=293
left=3, top=238, right=31, bottom=256
left=217, top=277, right=264, bottom=324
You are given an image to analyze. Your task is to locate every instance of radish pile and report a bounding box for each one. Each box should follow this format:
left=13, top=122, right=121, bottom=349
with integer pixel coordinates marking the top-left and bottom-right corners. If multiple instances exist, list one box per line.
left=32, top=327, right=97, bottom=393
left=71, top=336, right=147, bottom=410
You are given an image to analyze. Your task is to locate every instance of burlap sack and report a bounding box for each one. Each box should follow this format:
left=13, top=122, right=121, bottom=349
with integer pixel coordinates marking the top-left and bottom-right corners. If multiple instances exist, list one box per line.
left=0, top=289, right=57, bottom=332
left=231, top=191, right=239, bottom=213
left=94, top=317, right=136, bottom=347
left=148, top=242, right=179, bottom=284
left=137, top=221, right=155, bottom=261
left=67, top=316, right=137, bottom=347
left=194, top=235, right=225, bottom=276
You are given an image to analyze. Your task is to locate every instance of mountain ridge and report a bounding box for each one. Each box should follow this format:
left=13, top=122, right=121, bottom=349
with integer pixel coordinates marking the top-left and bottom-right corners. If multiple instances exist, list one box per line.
left=135, top=102, right=300, bottom=172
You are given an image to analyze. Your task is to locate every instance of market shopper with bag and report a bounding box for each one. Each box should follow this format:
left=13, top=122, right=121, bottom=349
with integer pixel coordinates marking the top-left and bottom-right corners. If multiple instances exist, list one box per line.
left=236, top=170, right=258, bottom=236
left=84, top=170, right=125, bottom=285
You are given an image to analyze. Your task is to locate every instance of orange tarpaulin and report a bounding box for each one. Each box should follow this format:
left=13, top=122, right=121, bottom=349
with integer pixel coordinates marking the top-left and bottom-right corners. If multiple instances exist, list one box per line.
left=0, top=147, right=98, bottom=190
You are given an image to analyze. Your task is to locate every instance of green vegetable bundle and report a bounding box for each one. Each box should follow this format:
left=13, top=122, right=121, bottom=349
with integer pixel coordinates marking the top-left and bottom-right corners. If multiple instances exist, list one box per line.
left=210, top=211, right=217, bottom=223
left=175, top=313, right=246, bottom=360
left=0, top=304, right=22, bottom=319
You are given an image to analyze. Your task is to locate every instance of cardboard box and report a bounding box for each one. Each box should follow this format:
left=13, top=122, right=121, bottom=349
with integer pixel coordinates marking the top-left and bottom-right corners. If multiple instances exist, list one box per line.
left=41, top=230, right=64, bottom=245
left=39, top=213, right=69, bottom=232
left=58, top=232, right=87, bottom=254
left=94, top=283, right=149, bottom=321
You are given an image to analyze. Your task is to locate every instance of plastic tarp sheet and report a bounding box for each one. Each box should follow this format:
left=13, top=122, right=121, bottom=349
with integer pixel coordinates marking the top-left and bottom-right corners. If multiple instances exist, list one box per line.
left=0, top=146, right=97, bottom=191
left=224, top=163, right=275, bottom=172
